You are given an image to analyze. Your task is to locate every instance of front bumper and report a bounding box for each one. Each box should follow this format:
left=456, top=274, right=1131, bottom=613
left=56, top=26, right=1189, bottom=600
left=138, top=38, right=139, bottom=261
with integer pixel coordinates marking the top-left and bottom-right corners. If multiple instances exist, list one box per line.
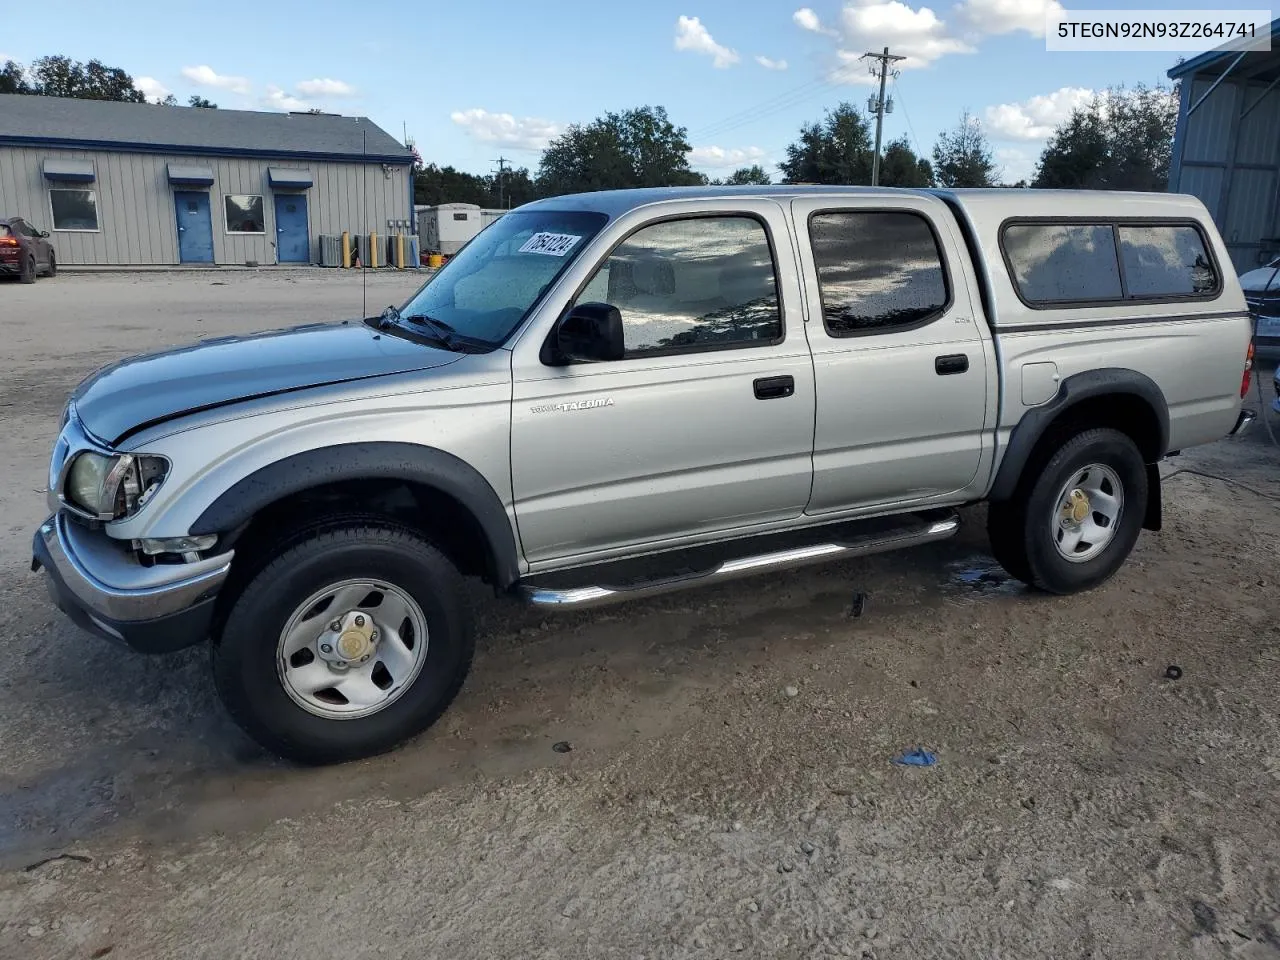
left=31, top=512, right=233, bottom=654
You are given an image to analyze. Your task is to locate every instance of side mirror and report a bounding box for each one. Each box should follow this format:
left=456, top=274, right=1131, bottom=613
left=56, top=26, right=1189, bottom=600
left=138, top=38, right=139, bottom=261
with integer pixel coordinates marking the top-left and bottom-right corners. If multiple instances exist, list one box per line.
left=551, top=302, right=625, bottom=364
left=39, top=231, right=50, bottom=238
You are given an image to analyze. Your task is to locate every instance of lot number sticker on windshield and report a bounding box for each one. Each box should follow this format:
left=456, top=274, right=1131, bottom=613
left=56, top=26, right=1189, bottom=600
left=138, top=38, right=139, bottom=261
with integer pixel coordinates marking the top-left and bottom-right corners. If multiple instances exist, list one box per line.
left=519, top=232, right=581, bottom=257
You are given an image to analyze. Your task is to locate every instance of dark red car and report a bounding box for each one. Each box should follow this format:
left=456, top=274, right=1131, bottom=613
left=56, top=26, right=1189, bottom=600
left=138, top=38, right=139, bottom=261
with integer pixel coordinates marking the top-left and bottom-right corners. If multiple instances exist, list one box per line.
left=1, top=216, right=57, bottom=283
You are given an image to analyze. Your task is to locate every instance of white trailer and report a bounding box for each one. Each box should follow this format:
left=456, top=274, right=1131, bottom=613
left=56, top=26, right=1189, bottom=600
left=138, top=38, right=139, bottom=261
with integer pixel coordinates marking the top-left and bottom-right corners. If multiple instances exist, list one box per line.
left=416, top=203, right=486, bottom=255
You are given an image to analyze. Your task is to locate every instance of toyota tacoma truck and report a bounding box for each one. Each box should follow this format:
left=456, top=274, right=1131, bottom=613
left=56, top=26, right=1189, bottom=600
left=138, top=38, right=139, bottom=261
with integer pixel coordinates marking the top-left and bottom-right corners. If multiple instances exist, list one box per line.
left=32, top=186, right=1258, bottom=764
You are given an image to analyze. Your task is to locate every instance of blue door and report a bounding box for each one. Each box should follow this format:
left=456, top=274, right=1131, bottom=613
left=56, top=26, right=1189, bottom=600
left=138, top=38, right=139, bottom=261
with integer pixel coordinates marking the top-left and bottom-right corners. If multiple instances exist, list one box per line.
left=174, top=192, right=214, bottom=263
left=274, top=194, right=310, bottom=263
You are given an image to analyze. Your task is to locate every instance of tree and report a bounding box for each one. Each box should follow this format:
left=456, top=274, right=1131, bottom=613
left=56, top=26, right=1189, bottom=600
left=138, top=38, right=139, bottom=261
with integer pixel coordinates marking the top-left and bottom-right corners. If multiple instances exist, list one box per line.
left=932, top=111, right=999, bottom=187
left=1033, top=84, right=1178, bottom=191
left=878, top=137, right=934, bottom=187
left=1, top=60, right=31, bottom=94
left=536, top=105, right=702, bottom=195
left=415, top=164, right=490, bottom=206
left=25, top=55, right=146, bottom=102
left=719, top=165, right=773, bottom=185
left=779, top=102, right=874, bottom=185
left=160, top=94, right=179, bottom=106
left=188, top=95, right=217, bottom=108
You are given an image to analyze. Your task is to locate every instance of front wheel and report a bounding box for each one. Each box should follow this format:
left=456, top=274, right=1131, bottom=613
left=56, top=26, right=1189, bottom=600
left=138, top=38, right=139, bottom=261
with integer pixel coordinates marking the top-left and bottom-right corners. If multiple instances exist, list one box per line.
left=46, top=252, right=57, bottom=277
left=212, top=522, right=474, bottom=764
left=988, top=427, right=1148, bottom=595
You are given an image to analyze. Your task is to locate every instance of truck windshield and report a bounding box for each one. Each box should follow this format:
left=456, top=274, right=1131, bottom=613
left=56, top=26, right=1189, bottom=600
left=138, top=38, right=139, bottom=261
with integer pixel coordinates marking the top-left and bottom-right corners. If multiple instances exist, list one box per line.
left=397, top=210, right=608, bottom=347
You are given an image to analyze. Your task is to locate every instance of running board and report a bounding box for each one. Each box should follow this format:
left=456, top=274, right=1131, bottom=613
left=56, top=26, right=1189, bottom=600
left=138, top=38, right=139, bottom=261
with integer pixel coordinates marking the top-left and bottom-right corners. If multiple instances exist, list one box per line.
left=520, top=512, right=960, bottom=609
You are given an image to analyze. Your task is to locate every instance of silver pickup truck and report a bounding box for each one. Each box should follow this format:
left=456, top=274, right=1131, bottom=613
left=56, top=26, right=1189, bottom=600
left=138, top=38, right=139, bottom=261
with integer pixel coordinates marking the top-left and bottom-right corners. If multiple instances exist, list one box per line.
left=32, top=186, right=1257, bottom=764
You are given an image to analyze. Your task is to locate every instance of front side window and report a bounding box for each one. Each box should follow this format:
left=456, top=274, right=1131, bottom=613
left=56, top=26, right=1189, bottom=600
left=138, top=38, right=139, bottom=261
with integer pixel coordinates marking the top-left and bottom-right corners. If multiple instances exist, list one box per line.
left=397, top=209, right=608, bottom=346
left=809, top=211, right=949, bottom=335
left=575, top=216, right=781, bottom=357
left=1118, top=225, right=1218, bottom=297
left=225, top=195, right=265, bottom=233
left=50, top=189, right=99, bottom=231
left=1003, top=223, right=1123, bottom=304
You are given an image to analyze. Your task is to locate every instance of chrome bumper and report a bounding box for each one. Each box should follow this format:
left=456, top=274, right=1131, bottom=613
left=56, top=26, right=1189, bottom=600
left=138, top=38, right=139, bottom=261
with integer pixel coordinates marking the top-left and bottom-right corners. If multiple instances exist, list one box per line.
left=1229, top=409, right=1257, bottom=436
left=34, top=512, right=233, bottom=624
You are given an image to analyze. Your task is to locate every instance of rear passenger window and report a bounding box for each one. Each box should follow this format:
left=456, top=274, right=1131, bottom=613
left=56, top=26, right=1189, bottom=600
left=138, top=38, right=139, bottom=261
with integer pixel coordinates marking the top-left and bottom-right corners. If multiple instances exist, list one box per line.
left=808, top=211, right=948, bottom=336
left=1118, top=225, right=1218, bottom=297
left=1002, top=223, right=1122, bottom=304
left=577, top=216, right=781, bottom=357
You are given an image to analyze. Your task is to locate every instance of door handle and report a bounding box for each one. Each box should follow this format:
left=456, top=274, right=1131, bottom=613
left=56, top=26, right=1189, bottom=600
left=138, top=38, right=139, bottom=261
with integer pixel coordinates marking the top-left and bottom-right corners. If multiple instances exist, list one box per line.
left=935, top=354, right=969, bottom=376
left=754, top=375, right=795, bottom=400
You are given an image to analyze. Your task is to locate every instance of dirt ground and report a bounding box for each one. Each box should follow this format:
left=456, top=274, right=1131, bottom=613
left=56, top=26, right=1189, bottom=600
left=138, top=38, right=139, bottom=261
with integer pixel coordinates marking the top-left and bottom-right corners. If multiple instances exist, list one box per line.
left=1, top=269, right=1279, bottom=960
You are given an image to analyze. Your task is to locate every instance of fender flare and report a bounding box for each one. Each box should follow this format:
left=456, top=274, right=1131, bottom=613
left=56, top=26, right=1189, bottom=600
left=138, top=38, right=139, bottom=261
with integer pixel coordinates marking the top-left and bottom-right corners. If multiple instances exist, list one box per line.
left=989, top=368, right=1170, bottom=503
left=189, top=442, right=521, bottom=588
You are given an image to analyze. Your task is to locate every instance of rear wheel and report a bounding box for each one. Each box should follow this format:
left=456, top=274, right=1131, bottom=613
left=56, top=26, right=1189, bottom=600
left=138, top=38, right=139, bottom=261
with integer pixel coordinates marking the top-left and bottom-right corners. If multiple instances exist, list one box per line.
left=987, top=428, right=1147, bottom=594
left=20, top=255, right=36, bottom=283
left=212, top=522, right=474, bottom=764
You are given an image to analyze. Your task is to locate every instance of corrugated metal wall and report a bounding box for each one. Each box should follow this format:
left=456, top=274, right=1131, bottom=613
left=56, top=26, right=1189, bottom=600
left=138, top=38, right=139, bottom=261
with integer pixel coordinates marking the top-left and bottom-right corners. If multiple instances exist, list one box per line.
left=0, top=145, right=411, bottom=265
left=1172, top=76, right=1280, bottom=272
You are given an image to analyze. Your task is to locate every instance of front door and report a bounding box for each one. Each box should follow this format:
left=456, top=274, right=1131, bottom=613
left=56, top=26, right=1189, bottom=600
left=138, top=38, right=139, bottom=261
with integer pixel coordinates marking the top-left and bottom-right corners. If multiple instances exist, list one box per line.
left=274, top=194, right=310, bottom=263
left=511, top=204, right=817, bottom=567
left=790, top=196, right=991, bottom=514
left=174, top=192, right=214, bottom=263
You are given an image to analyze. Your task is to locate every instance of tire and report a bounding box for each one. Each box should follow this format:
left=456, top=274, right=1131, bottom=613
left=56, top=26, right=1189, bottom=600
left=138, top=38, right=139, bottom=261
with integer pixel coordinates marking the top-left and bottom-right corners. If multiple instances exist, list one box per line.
left=987, top=427, right=1147, bottom=595
left=20, top=255, right=36, bottom=283
left=212, top=522, right=474, bottom=765
left=46, top=252, right=57, bottom=277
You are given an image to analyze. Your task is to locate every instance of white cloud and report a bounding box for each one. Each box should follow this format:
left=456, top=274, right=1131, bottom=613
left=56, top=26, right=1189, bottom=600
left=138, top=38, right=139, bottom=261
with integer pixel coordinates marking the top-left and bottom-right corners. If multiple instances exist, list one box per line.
left=995, top=146, right=1036, bottom=182
left=793, top=7, right=837, bottom=34
left=181, top=65, right=251, bottom=95
left=135, top=76, right=171, bottom=103
left=955, top=0, right=1063, bottom=37
left=834, top=1, right=974, bottom=74
left=674, top=16, right=740, bottom=68
left=689, top=145, right=769, bottom=169
left=261, top=85, right=310, bottom=111
left=756, top=55, right=789, bottom=70
left=295, top=77, right=357, bottom=97
left=985, top=86, right=1093, bottom=139
left=450, top=108, right=565, bottom=151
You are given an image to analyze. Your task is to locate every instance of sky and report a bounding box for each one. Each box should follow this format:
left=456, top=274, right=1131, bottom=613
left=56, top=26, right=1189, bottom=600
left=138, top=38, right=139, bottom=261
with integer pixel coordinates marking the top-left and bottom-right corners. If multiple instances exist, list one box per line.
left=0, top=0, right=1241, bottom=184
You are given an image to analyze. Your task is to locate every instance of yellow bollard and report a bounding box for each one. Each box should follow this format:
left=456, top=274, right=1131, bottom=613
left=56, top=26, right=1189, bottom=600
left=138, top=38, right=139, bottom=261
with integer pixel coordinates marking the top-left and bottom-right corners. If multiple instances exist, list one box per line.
left=341, top=230, right=351, bottom=268
left=396, top=234, right=405, bottom=269
left=370, top=232, right=379, bottom=269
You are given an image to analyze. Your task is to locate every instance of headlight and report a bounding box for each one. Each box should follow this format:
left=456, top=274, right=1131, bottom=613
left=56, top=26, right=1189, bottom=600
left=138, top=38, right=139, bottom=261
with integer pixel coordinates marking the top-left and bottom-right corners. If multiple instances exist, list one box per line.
left=64, top=452, right=169, bottom=521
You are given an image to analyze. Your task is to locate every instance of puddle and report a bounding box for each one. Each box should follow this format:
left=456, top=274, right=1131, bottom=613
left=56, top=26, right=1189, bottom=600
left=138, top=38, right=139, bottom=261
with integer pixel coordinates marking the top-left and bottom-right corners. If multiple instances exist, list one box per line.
left=945, top=556, right=1027, bottom=600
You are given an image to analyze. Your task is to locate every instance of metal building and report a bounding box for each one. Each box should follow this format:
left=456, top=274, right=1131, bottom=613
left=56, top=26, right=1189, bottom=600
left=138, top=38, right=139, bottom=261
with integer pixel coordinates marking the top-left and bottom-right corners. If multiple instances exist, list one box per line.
left=0, top=94, right=415, bottom=267
left=1168, top=18, right=1280, bottom=273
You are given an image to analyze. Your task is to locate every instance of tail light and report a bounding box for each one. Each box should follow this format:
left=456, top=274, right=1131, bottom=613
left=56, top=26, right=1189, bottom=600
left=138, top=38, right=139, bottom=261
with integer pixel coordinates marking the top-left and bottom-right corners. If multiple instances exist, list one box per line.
left=0, top=237, right=18, bottom=247
left=1241, top=340, right=1255, bottom=398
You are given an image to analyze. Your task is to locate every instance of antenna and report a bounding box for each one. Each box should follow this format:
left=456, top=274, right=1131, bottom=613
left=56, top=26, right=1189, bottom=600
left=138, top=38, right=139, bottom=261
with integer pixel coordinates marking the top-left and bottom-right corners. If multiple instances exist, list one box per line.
left=362, top=125, right=367, bottom=319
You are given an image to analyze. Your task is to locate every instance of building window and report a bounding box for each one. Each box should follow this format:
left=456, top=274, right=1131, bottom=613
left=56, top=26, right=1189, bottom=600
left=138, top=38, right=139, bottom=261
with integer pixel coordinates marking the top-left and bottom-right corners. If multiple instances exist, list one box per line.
left=808, top=210, right=949, bottom=336
left=574, top=216, right=782, bottom=358
left=1117, top=225, right=1218, bottom=298
left=49, top=189, right=99, bottom=232
left=225, top=195, right=265, bottom=234
left=1001, top=223, right=1123, bottom=304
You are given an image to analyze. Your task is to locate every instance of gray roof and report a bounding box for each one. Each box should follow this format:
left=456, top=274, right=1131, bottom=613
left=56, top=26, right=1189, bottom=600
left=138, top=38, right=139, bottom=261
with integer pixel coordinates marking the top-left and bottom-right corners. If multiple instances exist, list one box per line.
left=0, top=94, right=413, bottom=163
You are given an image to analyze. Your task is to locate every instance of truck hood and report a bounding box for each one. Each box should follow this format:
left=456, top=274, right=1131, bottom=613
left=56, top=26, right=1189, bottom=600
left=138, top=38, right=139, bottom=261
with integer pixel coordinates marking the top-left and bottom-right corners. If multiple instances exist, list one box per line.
left=72, top=321, right=461, bottom=445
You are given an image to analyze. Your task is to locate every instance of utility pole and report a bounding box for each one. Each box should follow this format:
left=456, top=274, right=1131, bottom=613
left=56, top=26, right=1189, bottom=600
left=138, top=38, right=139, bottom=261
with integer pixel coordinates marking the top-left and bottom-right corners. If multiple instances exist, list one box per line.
left=494, top=156, right=510, bottom=208
left=860, top=46, right=905, bottom=186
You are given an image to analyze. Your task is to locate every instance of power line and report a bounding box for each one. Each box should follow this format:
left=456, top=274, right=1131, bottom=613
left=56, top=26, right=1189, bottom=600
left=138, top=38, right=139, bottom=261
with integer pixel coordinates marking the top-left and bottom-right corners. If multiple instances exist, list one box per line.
left=891, top=76, right=924, bottom=161
left=690, top=63, right=865, bottom=143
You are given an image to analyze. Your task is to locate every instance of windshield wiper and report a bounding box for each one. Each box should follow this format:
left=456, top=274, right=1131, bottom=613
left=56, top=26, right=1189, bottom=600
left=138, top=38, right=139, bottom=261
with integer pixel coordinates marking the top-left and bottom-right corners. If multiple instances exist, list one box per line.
left=402, top=313, right=494, bottom=352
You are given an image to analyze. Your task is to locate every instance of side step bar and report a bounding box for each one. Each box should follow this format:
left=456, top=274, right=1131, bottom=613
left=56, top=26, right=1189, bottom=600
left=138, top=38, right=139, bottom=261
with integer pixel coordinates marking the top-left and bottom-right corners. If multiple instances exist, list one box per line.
left=520, top=513, right=960, bottom=609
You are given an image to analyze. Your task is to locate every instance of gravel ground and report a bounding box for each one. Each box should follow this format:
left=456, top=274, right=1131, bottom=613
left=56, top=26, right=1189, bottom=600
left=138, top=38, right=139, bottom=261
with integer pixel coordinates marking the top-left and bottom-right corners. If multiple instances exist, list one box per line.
left=1, top=270, right=1279, bottom=960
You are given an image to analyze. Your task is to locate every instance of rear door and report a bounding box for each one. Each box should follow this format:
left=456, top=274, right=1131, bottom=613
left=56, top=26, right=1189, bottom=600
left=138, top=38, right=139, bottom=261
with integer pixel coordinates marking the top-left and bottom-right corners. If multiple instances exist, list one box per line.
left=510, top=201, right=816, bottom=566
left=791, top=195, right=993, bottom=515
